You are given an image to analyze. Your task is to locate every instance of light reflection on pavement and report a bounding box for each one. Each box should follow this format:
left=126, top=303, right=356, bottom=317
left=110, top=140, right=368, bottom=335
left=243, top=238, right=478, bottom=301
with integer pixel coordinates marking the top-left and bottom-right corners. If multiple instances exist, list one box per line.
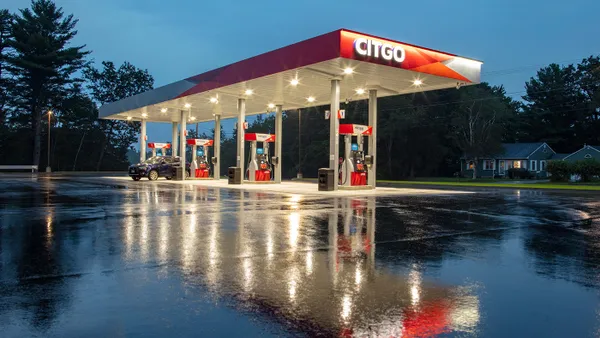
left=0, top=176, right=599, bottom=337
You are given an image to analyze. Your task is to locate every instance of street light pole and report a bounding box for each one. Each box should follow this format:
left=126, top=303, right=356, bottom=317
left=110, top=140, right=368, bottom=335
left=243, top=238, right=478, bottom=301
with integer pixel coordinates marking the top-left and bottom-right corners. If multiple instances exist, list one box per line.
left=46, top=110, right=52, bottom=173
left=297, top=109, right=302, bottom=179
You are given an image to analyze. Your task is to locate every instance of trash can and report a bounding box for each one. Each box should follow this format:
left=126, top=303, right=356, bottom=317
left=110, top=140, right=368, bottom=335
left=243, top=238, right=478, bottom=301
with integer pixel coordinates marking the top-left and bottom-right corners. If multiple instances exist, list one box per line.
left=318, top=168, right=335, bottom=191
left=174, top=166, right=185, bottom=181
left=228, top=167, right=242, bottom=184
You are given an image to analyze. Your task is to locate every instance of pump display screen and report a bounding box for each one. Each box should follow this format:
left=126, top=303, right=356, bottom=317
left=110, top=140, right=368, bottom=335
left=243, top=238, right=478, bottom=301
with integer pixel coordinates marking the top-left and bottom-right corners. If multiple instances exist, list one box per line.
left=197, top=150, right=204, bottom=156
left=351, top=144, right=359, bottom=151
left=256, top=148, right=264, bottom=155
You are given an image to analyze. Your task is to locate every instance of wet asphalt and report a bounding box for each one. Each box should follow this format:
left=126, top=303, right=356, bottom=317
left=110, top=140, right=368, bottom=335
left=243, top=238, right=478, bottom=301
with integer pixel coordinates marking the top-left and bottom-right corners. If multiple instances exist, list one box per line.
left=0, top=176, right=599, bottom=337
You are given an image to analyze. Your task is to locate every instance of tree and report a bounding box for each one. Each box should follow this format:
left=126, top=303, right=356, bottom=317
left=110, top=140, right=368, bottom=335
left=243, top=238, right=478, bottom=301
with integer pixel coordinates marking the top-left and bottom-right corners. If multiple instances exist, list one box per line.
left=0, top=9, right=13, bottom=123
left=6, top=0, right=89, bottom=167
left=451, top=84, right=515, bottom=179
left=575, top=56, right=600, bottom=146
left=84, top=61, right=154, bottom=170
left=521, top=63, right=585, bottom=152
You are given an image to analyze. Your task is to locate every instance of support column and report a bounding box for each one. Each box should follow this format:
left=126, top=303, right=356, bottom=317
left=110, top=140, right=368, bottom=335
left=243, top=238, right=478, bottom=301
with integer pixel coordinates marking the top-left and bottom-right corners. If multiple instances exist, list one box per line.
left=368, top=89, right=378, bottom=188
left=140, top=118, right=147, bottom=162
left=275, top=105, right=283, bottom=183
left=214, top=114, right=221, bottom=180
left=180, top=110, right=187, bottom=175
left=329, top=79, right=341, bottom=190
left=172, top=122, right=179, bottom=156
left=237, top=99, right=246, bottom=179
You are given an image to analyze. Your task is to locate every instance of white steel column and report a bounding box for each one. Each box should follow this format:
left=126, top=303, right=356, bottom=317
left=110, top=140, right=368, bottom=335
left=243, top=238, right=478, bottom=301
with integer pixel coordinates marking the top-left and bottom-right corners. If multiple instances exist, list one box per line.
left=172, top=122, right=179, bottom=156
left=274, top=105, right=283, bottom=183
left=237, top=99, right=246, bottom=176
left=368, top=89, right=377, bottom=187
left=329, top=79, right=341, bottom=190
left=140, top=118, right=147, bottom=162
left=179, top=110, right=187, bottom=173
left=214, top=114, right=221, bottom=179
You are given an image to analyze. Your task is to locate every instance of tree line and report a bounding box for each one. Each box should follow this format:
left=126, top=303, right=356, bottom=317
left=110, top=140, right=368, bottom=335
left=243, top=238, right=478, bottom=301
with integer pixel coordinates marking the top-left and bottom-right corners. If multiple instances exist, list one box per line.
left=1, top=1, right=599, bottom=178
left=0, top=1, right=152, bottom=171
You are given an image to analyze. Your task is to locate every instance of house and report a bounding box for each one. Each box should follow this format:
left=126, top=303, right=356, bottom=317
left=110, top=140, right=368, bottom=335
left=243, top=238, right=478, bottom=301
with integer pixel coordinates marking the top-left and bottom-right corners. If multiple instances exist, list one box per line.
left=563, top=145, right=600, bottom=162
left=461, top=142, right=556, bottom=178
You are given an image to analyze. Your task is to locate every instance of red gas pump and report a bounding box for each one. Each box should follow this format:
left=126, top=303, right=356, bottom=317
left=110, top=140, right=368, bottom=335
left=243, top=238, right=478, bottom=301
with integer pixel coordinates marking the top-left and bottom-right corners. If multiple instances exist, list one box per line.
left=186, top=139, right=214, bottom=179
left=339, top=124, right=373, bottom=187
left=245, top=133, right=275, bottom=182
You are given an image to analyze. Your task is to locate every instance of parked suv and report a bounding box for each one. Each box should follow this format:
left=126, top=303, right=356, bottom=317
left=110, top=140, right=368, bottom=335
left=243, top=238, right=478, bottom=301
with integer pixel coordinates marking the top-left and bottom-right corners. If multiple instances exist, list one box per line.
left=128, top=156, right=190, bottom=181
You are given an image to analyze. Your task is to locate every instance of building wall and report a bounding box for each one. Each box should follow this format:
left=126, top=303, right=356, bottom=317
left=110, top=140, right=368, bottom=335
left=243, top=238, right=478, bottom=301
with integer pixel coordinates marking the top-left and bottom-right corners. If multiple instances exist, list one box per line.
left=461, top=158, right=549, bottom=178
left=460, top=159, right=500, bottom=178
left=528, top=144, right=556, bottom=161
left=564, top=146, right=600, bottom=162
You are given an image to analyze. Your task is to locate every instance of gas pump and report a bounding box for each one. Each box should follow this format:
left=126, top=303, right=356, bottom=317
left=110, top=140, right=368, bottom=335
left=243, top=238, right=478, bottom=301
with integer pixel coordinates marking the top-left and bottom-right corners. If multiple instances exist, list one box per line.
left=148, top=142, right=171, bottom=157
left=339, top=124, right=373, bottom=187
left=245, top=133, right=275, bottom=182
left=186, top=139, right=215, bottom=178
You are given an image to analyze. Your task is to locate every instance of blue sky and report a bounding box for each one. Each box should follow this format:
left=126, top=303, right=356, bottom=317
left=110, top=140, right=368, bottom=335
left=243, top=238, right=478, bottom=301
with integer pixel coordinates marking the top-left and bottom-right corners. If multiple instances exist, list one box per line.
left=5, top=0, right=600, bottom=143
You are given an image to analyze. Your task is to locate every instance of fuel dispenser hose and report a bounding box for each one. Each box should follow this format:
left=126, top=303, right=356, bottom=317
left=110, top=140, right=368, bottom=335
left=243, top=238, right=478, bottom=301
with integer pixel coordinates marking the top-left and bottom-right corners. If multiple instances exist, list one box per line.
left=340, top=162, right=350, bottom=186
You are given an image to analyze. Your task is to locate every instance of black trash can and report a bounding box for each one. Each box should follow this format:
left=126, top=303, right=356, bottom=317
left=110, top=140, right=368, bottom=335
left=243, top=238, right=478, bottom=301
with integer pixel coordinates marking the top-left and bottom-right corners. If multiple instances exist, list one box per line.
left=174, top=166, right=185, bottom=181
left=228, top=167, right=242, bottom=184
left=318, top=168, right=335, bottom=191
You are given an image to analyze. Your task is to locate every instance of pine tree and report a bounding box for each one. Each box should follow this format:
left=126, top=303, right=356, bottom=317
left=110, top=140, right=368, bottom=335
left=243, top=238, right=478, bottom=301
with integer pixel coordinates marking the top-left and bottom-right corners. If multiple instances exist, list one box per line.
left=6, top=0, right=89, bottom=167
left=0, top=9, right=13, bottom=123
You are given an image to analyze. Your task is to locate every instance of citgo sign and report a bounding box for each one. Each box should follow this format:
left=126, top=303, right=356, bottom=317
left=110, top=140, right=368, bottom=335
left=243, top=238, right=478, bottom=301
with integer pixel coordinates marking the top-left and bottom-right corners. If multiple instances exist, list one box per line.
left=353, top=38, right=405, bottom=63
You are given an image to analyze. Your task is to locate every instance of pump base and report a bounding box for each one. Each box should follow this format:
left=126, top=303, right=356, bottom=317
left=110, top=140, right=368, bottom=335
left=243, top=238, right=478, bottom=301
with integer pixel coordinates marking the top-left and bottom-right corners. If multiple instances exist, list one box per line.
left=194, top=169, right=210, bottom=178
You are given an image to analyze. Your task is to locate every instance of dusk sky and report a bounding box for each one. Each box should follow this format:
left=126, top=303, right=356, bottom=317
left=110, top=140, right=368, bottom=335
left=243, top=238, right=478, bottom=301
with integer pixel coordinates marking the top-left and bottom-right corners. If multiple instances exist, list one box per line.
left=5, top=0, right=600, bottom=142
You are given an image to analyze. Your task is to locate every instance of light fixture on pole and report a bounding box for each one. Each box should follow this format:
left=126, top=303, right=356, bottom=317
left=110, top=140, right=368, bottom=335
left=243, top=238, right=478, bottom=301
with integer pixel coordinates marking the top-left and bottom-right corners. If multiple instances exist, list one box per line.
left=46, top=110, right=53, bottom=173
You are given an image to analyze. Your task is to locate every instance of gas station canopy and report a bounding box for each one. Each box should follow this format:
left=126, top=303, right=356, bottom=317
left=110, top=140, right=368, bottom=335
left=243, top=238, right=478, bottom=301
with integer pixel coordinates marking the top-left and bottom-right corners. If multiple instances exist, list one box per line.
left=98, top=29, right=482, bottom=123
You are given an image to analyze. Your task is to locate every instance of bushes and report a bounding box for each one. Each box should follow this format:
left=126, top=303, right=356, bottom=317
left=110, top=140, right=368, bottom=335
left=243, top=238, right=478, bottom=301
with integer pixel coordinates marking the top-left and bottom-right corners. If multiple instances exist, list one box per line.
left=547, top=159, right=600, bottom=182
left=507, top=168, right=534, bottom=179
left=573, top=159, right=600, bottom=182
left=547, top=161, right=572, bottom=181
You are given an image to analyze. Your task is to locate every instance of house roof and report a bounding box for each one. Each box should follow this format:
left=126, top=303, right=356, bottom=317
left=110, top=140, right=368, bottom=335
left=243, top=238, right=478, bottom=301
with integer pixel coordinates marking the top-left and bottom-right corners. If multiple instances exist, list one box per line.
left=592, top=146, right=600, bottom=152
left=500, top=142, right=551, bottom=159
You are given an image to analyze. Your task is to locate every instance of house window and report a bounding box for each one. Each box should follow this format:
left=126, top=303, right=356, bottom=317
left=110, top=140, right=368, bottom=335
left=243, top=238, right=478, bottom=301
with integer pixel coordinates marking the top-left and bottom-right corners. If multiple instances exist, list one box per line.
left=530, top=160, right=537, bottom=171
left=483, top=160, right=495, bottom=170
left=513, top=160, right=522, bottom=169
left=585, top=154, right=592, bottom=159
left=467, top=161, right=474, bottom=170
left=540, top=160, right=546, bottom=171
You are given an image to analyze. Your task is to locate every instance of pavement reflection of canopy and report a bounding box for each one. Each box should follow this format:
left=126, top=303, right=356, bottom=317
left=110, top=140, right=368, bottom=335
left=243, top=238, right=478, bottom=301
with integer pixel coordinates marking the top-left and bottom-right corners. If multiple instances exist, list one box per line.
left=167, top=190, right=481, bottom=336
left=98, top=29, right=482, bottom=122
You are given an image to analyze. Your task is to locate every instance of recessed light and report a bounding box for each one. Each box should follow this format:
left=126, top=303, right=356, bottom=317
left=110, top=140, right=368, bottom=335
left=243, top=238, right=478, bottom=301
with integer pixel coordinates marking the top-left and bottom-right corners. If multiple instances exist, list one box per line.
left=160, top=108, right=167, bottom=113
left=307, top=96, right=315, bottom=103
left=344, top=67, right=353, bottom=74
left=190, top=116, right=196, bottom=121
left=126, top=116, right=132, bottom=121
left=245, top=89, right=253, bottom=96
left=413, top=79, right=423, bottom=86
left=356, top=88, right=365, bottom=95
left=184, top=103, right=191, bottom=108
left=210, top=97, right=218, bottom=103
left=268, top=103, right=275, bottom=109
left=290, top=78, right=299, bottom=86
left=141, top=113, right=148, bottom=118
